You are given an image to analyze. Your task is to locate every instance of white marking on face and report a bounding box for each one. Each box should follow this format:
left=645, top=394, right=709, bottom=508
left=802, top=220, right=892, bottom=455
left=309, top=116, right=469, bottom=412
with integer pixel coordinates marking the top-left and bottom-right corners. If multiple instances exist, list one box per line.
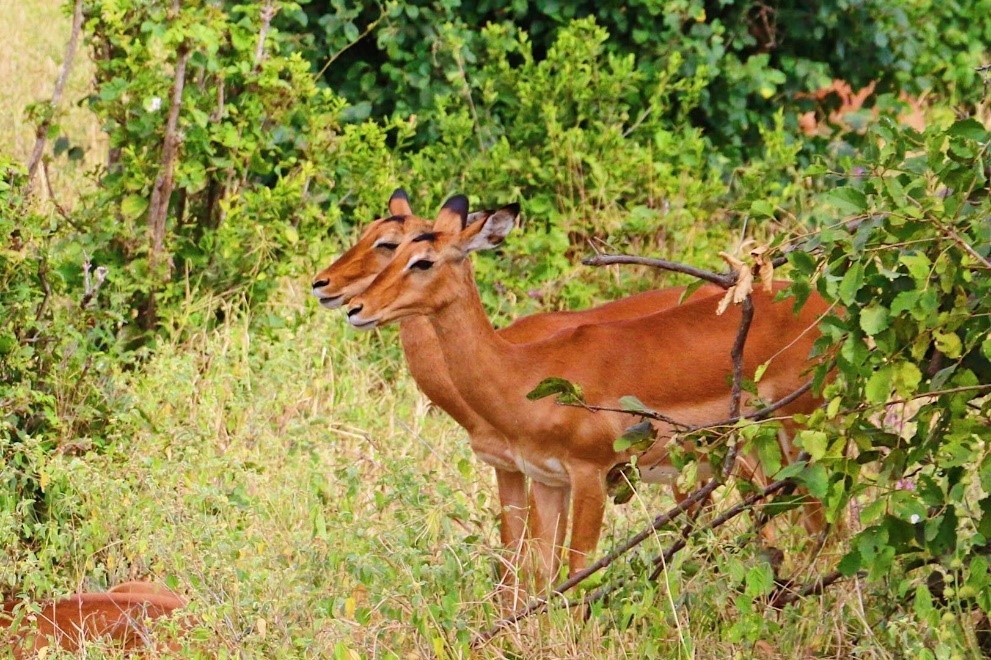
left=404, top=253, right=432, bottom=271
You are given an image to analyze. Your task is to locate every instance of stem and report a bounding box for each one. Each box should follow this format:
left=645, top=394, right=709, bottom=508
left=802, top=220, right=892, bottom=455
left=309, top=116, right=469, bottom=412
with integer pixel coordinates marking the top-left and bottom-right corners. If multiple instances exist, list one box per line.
left=26, top=0, right=84, bottom=193
left=582, top=254, right=734, bottom=288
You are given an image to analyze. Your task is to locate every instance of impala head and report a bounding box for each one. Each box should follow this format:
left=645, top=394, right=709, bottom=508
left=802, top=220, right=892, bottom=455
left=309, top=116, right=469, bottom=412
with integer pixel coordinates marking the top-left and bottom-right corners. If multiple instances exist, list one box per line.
left=311, top=189, right=498, bottom=309
left=346, top=195, right=520, bottom=330
left=310, top=188, right=433, bottom=309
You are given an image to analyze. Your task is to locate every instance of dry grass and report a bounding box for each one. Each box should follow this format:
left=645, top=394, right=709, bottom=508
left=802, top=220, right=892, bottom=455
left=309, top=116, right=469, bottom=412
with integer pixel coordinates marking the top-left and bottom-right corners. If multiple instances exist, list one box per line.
left=0, top=0, right=104, bottom=205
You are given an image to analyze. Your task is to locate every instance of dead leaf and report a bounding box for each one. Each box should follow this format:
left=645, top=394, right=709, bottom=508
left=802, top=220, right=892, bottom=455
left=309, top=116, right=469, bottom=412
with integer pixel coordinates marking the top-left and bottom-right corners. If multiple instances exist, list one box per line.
left=750, top=244, right=774, bottom=292
left=717, top=251, right=755, bottom=315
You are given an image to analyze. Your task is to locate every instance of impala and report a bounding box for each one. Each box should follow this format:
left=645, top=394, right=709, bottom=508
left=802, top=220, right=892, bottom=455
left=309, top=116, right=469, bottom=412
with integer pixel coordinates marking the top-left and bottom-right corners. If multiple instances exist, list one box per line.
left=346, top=196, right=829, bottom=581
left=1, top=581, right=187, bottom=656
left=311, top=191, right=724, bottom=592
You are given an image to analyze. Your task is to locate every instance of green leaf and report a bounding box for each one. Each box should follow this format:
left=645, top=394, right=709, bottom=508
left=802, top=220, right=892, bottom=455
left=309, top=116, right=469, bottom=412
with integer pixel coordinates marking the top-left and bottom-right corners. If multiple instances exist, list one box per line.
left=753, top=361, right=769, bottom=383
left=899, top=253, right=932, bottom=284
left=889, top=290, right=920, bottom=317
left=613, top=420, right=656, bottom=452
left=947, top=118, right=989, bottom=142
left=838, top=263, right=864, bottom=305
left=788, top=250, right=816, bottom=275
left=823, top=186, right=868, bottom=215
left=859, top=304, right=890, bottom=336
left=865, top=365, right=893, bottom=405
left=797, top=463, right=828, bottom=498
left=797, top=430, right=828, bottom=461
left=619, top=395, right=650, bottom=413
left=933, top=331, right=962, bottom=359
left=749, top=199, right=775, bottom=218
left=893, top=362, right=922, bottom=397
left=527, top=377, right=584, bottom=404
left=837, top=548, right=862, bottom=576
left=772, top=461, right=807, bottom=481
left=121, top=194, right=149, bottom=220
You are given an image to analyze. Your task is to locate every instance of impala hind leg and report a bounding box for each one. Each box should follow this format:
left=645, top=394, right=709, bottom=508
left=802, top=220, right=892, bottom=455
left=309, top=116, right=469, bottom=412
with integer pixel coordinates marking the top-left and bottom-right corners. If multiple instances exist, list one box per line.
left=494, top=468, right=529, bottom=610
left=528, top=481, right=570, bottom=591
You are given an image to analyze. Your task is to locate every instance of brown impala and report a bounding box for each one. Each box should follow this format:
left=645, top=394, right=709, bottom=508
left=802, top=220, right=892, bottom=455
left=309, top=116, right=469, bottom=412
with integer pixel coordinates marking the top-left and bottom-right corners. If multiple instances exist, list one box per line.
left=345, top=196, right=828, bottom=583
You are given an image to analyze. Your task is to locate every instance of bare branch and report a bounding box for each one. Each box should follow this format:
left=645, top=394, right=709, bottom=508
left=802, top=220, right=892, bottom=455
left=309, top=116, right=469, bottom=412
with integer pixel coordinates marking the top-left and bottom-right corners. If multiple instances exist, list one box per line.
left=582, top=254, right=735, bottom=288
left=253, top=1, right=277, bottom=70
left=729, top=296, right=755, bottom=420
left=148, top=44, right=192, bottom=268
left=768, top=569, right=856, bottom=607
left=26, top=0, right=85, bottom=193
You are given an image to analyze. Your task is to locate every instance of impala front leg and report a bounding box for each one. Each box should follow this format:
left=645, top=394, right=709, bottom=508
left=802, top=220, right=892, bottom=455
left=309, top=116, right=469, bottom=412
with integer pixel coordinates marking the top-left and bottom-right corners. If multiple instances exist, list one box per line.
left=528, top=480, right=570, bottom=590
left=494, top=468, right=528, bottom=607
left=567, top=465, right=607, bottom=576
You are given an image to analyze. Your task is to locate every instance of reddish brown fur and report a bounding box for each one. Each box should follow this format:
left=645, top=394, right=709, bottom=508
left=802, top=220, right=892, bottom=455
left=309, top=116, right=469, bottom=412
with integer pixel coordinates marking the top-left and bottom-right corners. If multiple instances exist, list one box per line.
left=348, top=201, right=828, bottom=582
left=312, top=194, right=722, bottom=599
left=0, top=582, right=187, bottom=656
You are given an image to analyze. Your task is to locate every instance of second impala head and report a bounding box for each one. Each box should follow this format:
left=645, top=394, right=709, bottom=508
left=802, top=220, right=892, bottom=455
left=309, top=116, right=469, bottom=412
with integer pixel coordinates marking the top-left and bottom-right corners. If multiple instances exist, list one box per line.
left=310, top=188, right=426, bottom=309
left=346, top=195, right=520, bottom=330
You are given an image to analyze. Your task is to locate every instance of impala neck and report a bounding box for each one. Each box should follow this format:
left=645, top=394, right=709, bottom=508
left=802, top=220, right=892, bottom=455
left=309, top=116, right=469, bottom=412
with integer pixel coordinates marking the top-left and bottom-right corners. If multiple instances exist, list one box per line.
left=427, top=265, right=525, bottom=429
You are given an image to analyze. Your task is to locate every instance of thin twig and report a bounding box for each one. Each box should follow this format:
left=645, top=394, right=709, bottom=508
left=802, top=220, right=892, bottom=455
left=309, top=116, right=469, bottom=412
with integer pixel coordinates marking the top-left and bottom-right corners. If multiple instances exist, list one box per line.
left=768, top=569, right=855, bottom=607
left=26, top=0, right=84, bottom=193
left=729, top=296, right=755, bottom=419
left=571, top=401, right=690, bottom=429
left=582, top=254, right=734, bottom=288
left=313, top=4, right=387, bottom=80
left=560, top=381, right=814, bottom=433
left=937, top=222, right=991, bottom=270
left=40, top=160, right=71, bottom=221
left=688, top=381, right=813, bottom=431
left=253, top=1, right=277, bottom=70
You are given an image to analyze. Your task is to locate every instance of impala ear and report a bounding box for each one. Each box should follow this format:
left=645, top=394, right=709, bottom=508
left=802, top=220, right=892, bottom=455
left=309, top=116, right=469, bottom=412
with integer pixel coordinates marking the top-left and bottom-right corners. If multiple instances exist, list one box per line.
left=435, top=195, right=469, bottom=233
left=460, top=203, right=520, bottom=253
left=388, top=188, right=413, bottom=216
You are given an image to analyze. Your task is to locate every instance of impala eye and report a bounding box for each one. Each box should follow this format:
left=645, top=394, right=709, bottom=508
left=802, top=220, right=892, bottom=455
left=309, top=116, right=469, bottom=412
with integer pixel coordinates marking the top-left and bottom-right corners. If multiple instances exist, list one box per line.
left=411, top=260, right=434, bottom=271
left=375, top=242, right=399, bottom=251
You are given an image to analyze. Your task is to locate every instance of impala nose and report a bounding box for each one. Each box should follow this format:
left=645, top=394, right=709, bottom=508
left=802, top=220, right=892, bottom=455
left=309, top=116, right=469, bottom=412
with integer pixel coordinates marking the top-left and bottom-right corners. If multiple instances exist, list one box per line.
left=347, top=304, right=363, bottom=318
left=312, top=278, right=329, bottom=289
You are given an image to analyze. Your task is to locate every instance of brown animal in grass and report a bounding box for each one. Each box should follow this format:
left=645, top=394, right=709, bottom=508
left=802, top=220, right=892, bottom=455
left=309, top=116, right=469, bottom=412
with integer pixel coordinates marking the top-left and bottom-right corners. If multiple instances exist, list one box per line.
left=0, top=580, right=187, bottom=656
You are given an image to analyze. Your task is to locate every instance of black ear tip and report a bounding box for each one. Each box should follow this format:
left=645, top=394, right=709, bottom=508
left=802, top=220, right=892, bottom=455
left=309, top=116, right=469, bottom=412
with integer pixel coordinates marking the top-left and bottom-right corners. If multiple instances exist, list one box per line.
left=442, top=195, right=470, bottom=224
left=390, top=188, right=409, bottom=201
left=504, top=202, right=521, bottom=216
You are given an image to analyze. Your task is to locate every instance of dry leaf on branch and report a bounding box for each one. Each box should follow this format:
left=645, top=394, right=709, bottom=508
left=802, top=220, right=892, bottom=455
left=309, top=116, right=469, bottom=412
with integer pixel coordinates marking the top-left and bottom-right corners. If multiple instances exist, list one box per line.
left=717, top=251, right=754, bottom=315
left=750, top=244, right=774, bottom=292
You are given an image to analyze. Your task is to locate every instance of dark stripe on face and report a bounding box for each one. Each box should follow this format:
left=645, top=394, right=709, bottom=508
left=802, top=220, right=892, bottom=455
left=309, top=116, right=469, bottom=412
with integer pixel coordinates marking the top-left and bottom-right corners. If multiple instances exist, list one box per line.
left=383, top=215, right=407, bottom=224
left=411, top=232, right=437, bottom=243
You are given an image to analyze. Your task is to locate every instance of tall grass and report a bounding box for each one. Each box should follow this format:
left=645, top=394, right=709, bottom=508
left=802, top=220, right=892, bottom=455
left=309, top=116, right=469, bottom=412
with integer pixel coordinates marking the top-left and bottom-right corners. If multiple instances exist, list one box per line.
left=10, top=282, right=889, bottom=657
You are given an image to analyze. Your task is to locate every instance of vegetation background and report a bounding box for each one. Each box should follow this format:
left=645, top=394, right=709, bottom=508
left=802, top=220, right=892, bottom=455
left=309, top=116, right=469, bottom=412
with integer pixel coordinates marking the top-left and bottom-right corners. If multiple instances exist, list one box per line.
left=1, top=0, right=989, bottom=656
